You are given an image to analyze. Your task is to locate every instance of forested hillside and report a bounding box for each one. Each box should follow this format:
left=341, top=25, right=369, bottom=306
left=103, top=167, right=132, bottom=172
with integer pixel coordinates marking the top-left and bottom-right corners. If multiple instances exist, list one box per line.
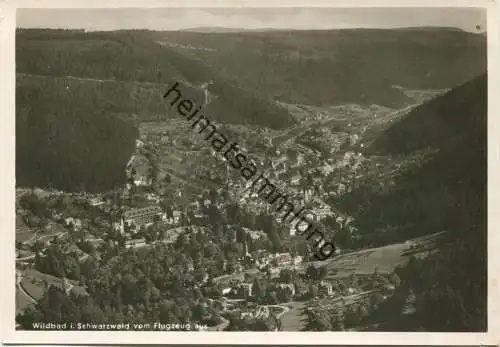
left=16, top=75, right=139, bottom=192
left=354, top=74, right=486, bottom=244
left=155, top=28, right=486, bottom=108
left=339, top=74, right=487, bottom=331
left=16, top=29, right=295, bottom=192
left=16, top=29, right=294, bottom=129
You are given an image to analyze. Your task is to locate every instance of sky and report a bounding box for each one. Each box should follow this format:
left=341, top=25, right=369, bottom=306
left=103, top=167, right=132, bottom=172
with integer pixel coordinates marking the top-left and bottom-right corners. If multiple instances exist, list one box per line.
left=16, top=7, right=487, bottom=33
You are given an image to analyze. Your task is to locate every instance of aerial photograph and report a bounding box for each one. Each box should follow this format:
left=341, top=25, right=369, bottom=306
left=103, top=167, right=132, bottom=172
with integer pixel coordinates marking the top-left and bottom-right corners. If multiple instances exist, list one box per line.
left=14, top=7, right=487, bottom=332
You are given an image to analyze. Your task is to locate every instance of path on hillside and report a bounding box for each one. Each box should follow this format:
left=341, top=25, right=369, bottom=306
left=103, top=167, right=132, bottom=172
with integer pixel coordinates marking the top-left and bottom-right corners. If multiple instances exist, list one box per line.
left=16, top=254, right=35, bottom=262
left=17, top=73, right=171, bottom=88
left=279, top=301, right=308, bottom=331
left=16, top=188, right=32, bottom=199
left=16, top=271, right=37, bottom=304
left=267, top=304, right=290, bottom=319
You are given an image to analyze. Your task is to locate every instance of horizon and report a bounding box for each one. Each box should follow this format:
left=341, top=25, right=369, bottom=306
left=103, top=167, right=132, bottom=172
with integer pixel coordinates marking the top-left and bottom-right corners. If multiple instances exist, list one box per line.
left=16, top=7, right=486, bottom=33
left=15, top=26, right=487, bottom=34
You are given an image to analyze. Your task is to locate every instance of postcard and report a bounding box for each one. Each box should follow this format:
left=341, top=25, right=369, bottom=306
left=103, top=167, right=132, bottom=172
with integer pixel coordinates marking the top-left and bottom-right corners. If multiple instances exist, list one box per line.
left=1, top=0, right=498, bottom=344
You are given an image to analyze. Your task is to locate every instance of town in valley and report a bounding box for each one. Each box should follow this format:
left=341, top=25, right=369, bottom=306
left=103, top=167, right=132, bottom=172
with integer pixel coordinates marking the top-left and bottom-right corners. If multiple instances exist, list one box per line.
left=14, top=7, right=487, bottom=332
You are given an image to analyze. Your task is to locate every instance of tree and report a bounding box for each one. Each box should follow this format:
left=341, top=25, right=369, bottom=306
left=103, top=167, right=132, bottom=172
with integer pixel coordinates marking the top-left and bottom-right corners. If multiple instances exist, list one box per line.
left=279, top=268, right=294, bottom=283
left=331, top=314, right=345, bottom=331
left=318, top=265, right=328, bottom=280
left=163, top=173, right=171, bottom=185
left=32, top=240, right=45, bottom=253
left=358, top=304, right=370, bottom=321
left=309, top=284, right=318, bottom=298
left=267, top=291, right=278, bottom=305
left=305, top=265, right=318, bottom=281
left=370, top=292, right=385, bottom=310
left=344, top=305, right=362, bottom=327
left=23, top=214, right=45, bottom=228
left=308, top=312, right=331, bottom=331
left=390, top=273, right=401, bottom=287
left=253, top=279, right=265, bottom=303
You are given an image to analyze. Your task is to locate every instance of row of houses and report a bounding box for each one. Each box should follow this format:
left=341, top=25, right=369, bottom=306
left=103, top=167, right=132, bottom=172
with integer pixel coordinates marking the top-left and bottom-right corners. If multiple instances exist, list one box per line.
left=222, top=279, right=339, bottom=301
left=253, top=251, right=303, bottom=269
left=112, top=205, right=186, bottom=234
left=240, top=305, right=269, bottom=320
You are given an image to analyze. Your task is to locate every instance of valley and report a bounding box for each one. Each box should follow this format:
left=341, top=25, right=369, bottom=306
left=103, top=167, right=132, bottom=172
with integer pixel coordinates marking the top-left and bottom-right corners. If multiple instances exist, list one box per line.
left=14, top=27, right=486, bottom=332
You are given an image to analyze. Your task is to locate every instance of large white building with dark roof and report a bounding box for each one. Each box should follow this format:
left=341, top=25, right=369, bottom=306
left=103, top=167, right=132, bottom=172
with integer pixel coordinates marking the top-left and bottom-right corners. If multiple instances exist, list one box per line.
left=121, top=205, right=165, bottom=230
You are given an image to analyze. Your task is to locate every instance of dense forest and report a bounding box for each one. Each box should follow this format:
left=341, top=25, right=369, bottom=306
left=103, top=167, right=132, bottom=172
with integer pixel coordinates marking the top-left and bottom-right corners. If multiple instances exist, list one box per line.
left=342, top=74, right=486, bottom=245
left=16, top=76, right=138, bottom=192
left=16, top=29, right=294, bottom=130
left=338, top=74, right=487, bottom=331
left=154, top=28, right=486, bottom=108
left=16, top=28, right=297, bottom=192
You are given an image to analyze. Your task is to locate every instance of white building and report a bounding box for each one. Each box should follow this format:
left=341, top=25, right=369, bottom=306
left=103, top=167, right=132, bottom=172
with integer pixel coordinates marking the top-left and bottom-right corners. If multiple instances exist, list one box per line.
left=134, top=176, right=152, bottom=187
left=89, top=197, right=104, bottom=207
left=125, top=238, right=146, bottom=249
left=319, top=281, right=335, bottom=296
left=64, top=217, right=82, bottom=231
left=146, top=193, right=161, bottom=204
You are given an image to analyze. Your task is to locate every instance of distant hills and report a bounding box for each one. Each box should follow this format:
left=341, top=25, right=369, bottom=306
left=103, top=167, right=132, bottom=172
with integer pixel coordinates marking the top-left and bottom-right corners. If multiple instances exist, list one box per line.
left=182, top=26, right=475, bottom=33
left=155, top=28, right=486, bottom=108
left=16, top=29, right=294, bottom=129
left=181, top=27, right=265, bottom=33
left=16, top=28, right=486, bottom=124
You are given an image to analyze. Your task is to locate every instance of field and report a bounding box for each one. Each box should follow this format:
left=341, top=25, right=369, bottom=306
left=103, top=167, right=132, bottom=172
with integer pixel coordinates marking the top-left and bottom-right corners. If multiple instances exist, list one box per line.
left=16, top=288, right=35, bottom=314
left=213, top=232, right=440, bottom=288
left=20, top=277, right=46, bottom=301
left=16, top=230, right=38, bottom=244
left=300, top=231, right=445, bottom=279
left=277, top=234, right=444, bottom=331
left=23, top=269, right=78, bottom=287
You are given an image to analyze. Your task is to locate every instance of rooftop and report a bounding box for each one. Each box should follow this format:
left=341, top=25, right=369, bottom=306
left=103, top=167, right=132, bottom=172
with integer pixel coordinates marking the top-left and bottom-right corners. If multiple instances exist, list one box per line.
left=123, top=205, right=162, bottom=218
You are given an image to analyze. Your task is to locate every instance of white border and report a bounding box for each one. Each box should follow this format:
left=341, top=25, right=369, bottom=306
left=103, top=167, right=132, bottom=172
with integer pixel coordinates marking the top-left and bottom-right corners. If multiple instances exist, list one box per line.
left=1, top=0, right=499, bottom=345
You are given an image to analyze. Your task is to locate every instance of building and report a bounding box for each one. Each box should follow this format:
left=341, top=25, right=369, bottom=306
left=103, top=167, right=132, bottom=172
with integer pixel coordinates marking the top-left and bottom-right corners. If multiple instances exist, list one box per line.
left=290, top=175, right=301, bottom=186
left=172, top=210, right=183, bottom=224
left=240, top=283, right=253, bottom=297
left=278, top=283, right=295, bottom=296
left=291, top=215, right=313, bottom=236
left=319, top=281, right=335, bottom=296
left=384, top=283, right=396, bottom=295
left=294, top=282, right=309, bottom=297
left=293, top=255, right=303, bottom=266
left=88, top=197, right=104, bottom=207
left=337, top=183, right=347, bottom=195
left=123, top=205, right=164, bottom=229
left=313, top=206, right=333, bottom=220
left=134, top=175, right=152, bottom=187
left=136, top=139, right=145, bottom=149
left=185, top=260, right=195, bottom=272
left=273, top=253, right=293, bottom=267
left=125, top=238, right=146, bottom=249
left=217, top=273, right=245, bottom=288
left=64, top=217, right=82, bottom=231
left=146, top=193, right=160, bottom=204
